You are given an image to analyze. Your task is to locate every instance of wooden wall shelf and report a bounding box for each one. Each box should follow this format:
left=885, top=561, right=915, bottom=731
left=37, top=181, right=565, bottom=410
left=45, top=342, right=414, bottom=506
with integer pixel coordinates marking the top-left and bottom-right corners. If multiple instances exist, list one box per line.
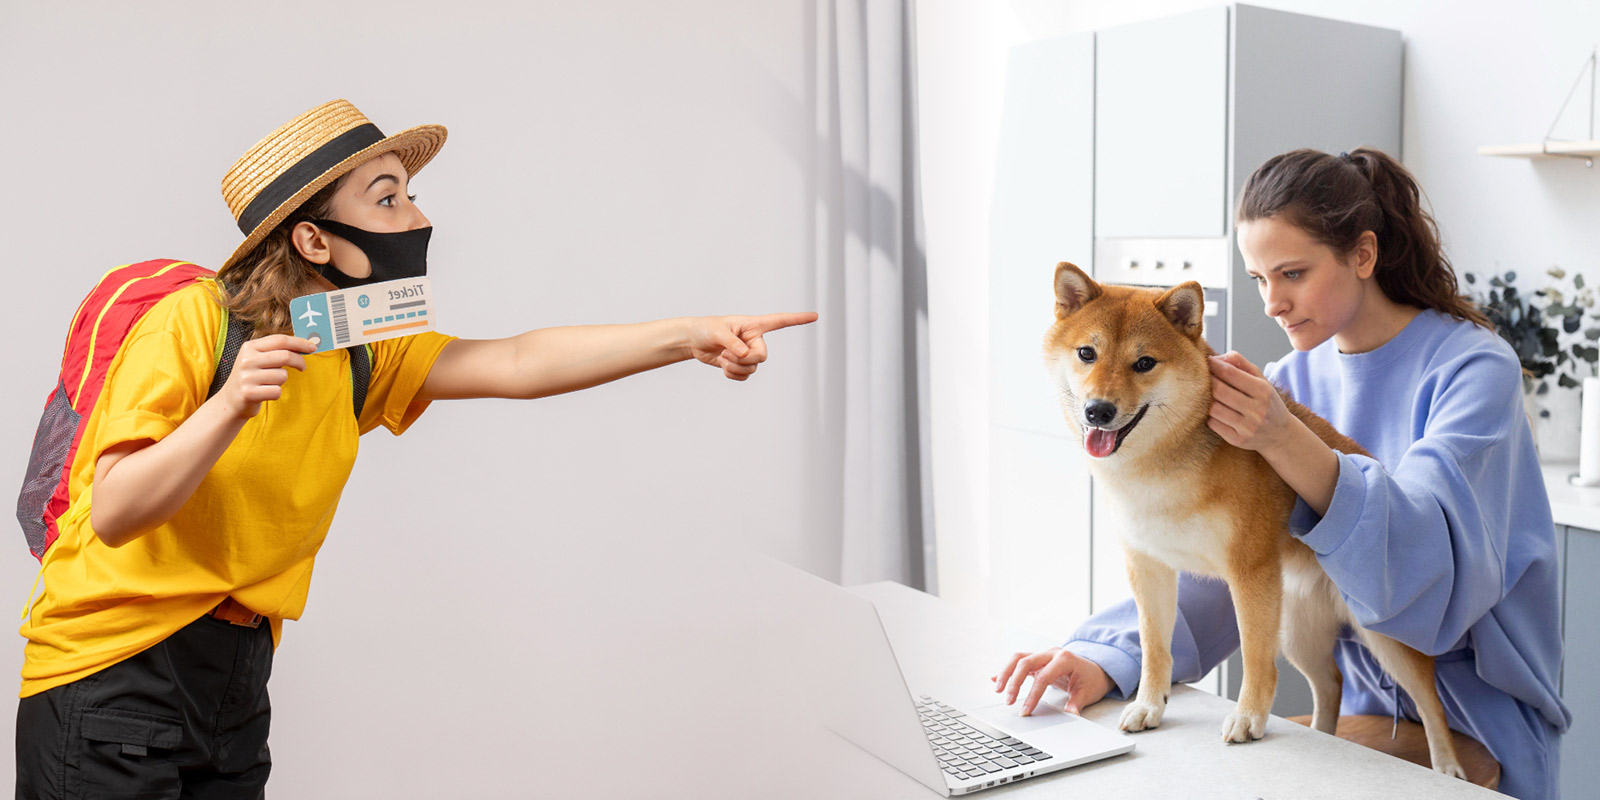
left=1481, top=50, right=1597, bottom=164
left=1479, top=140, right=1600, bottom=159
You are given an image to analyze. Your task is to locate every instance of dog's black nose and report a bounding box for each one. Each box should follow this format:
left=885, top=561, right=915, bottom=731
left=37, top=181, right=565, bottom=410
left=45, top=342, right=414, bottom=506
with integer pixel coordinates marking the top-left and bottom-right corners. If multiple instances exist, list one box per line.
left=1084, top=400, right=1117, bottom=427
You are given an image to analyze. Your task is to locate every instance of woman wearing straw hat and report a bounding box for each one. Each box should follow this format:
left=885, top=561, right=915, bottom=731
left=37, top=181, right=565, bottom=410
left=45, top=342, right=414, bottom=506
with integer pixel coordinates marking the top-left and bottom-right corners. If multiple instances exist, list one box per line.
left=15, top=99, right=816, bottom=797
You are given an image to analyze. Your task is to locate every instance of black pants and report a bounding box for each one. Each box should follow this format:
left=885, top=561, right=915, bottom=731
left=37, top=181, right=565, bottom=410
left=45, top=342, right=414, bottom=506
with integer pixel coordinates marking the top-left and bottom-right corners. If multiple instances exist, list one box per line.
left=16, top=612, right=274, bottom=799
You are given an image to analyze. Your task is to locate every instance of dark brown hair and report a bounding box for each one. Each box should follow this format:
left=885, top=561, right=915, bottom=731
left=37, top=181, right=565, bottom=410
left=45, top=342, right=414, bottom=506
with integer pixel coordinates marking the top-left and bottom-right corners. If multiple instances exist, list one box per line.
left=212, top=180, right=343, bottom=335
left=1236, top=147, right=1489, bottom=329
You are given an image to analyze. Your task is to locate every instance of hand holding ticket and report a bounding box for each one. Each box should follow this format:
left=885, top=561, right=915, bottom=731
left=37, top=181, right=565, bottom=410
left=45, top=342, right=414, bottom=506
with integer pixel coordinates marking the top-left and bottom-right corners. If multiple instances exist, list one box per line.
left=289, top=277, right=438, bottom=353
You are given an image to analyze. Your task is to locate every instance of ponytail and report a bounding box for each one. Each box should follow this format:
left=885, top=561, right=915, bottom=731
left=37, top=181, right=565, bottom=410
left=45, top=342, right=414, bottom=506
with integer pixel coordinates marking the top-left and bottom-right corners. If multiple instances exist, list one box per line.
left=1236, top=147, right=1490, bottom=329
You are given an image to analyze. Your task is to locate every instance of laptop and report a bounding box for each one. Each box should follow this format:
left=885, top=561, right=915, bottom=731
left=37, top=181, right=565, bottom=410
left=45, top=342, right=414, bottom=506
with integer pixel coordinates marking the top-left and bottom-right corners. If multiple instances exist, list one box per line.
left=780, top=567, right=1134, bottom=795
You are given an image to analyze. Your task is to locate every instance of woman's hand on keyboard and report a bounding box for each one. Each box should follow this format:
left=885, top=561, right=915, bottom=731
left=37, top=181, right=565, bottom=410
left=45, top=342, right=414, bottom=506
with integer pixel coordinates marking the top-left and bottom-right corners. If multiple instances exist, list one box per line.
left=991, top=647, right=1114, bottom=717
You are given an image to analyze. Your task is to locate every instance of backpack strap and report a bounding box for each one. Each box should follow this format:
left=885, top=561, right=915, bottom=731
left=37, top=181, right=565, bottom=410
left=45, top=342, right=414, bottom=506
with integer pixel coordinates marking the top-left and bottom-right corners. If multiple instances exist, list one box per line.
left=350, top=343, right=371, bottom=420
left=207, top=310, right=252, bottom=401
left=206, top=310, right=370, bottom=420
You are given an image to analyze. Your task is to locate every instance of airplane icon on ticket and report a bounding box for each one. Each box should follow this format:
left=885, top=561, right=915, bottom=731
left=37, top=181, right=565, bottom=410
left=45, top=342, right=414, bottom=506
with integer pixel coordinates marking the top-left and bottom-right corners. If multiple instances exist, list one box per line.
left=298, top=306, right=323, bottom=328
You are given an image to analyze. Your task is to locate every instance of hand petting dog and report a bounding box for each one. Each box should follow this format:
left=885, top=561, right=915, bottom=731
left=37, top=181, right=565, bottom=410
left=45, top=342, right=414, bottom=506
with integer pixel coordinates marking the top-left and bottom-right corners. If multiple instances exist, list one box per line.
left=1206, top=351, right=1292, bottom=453
left=1208, top=351, right=1340, bottom=518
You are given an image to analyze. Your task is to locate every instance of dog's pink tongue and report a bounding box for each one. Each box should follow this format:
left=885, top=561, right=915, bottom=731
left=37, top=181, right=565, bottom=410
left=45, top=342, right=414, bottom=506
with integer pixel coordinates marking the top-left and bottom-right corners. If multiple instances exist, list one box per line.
left=1085, top=427, right=1117, bottom=458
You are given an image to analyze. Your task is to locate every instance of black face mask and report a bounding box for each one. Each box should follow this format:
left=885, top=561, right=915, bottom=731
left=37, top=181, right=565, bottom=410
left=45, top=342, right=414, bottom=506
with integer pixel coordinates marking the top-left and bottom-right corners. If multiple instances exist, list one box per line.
left=310, top=219, right=432, bottom=289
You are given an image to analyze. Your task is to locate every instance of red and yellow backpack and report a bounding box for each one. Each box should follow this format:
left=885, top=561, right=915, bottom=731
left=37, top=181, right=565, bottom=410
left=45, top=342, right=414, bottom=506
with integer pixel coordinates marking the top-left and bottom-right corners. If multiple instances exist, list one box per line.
left=15, top=259, right=370, bottom=560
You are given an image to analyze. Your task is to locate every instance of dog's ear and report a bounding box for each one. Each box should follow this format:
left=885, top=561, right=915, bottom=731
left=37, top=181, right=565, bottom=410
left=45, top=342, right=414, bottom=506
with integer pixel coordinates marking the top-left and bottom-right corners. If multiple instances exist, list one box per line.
left=1054, top=262, right=1101, bottom=318
left=1155, top=282, right=1205, bottom=339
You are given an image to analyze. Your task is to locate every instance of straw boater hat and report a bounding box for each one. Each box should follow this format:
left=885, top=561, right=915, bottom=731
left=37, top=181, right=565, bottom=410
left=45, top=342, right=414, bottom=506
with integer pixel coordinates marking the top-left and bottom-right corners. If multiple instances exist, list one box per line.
left=218, top=99, right=446, bottom=272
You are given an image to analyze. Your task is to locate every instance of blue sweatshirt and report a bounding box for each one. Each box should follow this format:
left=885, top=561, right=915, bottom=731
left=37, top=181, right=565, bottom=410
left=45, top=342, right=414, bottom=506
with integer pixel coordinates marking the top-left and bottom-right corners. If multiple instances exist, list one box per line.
left=1063, top=309, right=1571, bottom=799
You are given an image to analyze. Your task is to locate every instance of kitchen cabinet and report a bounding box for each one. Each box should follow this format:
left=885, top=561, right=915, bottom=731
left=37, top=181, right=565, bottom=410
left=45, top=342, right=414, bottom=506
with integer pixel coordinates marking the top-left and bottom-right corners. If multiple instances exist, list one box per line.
left=1561, top=524, right=1600, bottom=798
left=1557, top=525, right=1567, bottom=678
left=1094, top=6, right=1229, bottom=239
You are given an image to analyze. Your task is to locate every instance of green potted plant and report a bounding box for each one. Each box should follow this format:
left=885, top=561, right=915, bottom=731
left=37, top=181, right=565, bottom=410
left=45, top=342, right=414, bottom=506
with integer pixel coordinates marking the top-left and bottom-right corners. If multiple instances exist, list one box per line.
left=1464, top=266, right=1600, bottom=456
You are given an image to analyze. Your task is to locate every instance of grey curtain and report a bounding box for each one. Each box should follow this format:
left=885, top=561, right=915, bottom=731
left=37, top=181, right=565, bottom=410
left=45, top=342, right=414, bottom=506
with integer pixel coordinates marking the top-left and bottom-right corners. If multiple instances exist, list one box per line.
left=811, top=0, right=933, bottom=589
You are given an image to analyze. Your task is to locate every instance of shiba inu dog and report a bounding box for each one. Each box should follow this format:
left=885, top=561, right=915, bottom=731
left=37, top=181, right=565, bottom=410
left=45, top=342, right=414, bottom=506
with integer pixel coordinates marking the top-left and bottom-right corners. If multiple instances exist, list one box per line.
left=1044, top=261, right=1466, bottom=778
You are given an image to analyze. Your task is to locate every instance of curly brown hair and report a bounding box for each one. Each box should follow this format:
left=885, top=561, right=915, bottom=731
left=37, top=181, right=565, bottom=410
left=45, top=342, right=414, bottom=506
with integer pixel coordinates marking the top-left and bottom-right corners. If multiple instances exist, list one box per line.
left=1236, top=147, right=1490, bottom=330
left=211, top=180, right=343, bottom=335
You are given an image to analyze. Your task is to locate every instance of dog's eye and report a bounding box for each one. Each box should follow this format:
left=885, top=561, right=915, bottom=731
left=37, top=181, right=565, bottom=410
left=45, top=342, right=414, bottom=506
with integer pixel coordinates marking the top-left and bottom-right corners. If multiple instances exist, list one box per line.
left=1077, top=347, right=1096, bottom=363
left=1133, top=356, right=1157, bottom=373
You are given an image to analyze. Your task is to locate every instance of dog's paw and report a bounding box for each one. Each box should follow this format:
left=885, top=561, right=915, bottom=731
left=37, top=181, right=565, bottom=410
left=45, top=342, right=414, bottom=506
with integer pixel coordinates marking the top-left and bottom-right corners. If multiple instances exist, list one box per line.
left=1434, top=758, right=1468, bottom=781
left=1220, top=710, right=1266, bottom=743
left=1118, top=700, right=1165, bottom=732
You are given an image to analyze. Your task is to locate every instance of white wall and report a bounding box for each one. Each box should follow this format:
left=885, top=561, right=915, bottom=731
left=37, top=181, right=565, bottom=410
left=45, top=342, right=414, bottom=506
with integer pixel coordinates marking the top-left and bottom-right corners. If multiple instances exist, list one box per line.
left=916, top=0, right=1600, bottom=620
left=0, top=1, right=834, bottom=795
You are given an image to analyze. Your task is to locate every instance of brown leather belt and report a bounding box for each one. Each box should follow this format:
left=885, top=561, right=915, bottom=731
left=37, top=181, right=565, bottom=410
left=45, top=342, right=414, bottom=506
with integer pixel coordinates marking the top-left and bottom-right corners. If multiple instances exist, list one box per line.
left=209, top=596, right=263, bottom=628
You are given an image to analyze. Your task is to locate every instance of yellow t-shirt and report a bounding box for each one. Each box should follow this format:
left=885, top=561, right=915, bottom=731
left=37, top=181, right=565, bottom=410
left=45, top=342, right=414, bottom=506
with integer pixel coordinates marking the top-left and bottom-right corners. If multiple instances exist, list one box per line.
left=19, top=281, right=455, bottom=698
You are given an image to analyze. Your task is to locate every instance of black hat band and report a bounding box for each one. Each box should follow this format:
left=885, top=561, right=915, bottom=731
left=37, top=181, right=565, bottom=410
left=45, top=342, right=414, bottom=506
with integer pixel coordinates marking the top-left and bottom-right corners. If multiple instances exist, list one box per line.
left=235, top=123, right=385, bottom=235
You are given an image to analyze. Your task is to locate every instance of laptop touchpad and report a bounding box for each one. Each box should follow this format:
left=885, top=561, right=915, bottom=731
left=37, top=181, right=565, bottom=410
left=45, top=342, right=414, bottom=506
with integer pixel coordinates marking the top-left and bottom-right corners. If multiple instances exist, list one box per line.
left=969, top=699, right=1077, bottom=733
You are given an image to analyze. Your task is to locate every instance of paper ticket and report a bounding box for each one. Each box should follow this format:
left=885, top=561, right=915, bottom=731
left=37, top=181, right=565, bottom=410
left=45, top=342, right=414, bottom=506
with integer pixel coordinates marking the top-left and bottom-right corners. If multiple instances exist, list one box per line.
left=289, top=277, right=437, bottom=353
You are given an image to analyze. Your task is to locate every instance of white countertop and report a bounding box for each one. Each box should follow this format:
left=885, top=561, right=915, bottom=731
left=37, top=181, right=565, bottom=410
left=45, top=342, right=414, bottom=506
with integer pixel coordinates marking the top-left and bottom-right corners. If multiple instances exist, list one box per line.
left=1541, top=460, right=1600, bottom=532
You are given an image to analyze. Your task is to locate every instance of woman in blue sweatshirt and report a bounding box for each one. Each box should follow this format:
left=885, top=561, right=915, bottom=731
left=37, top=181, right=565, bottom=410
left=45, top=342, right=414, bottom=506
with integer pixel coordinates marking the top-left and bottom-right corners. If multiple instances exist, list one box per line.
left=993, top=148, right=1570, bottom=799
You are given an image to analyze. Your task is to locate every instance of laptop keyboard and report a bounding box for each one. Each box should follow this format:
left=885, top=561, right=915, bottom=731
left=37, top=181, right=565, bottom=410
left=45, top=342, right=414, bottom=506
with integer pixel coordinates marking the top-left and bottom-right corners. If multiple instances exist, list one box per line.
left=915, top=696, right=1053, bottom=782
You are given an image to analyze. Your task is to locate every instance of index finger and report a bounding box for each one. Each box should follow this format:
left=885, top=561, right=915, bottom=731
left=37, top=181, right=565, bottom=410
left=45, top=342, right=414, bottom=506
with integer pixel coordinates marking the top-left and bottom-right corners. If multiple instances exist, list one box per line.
left=1020, top=654, right=1067, bottom=716
left=747, top=312, right=819, bottom=335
